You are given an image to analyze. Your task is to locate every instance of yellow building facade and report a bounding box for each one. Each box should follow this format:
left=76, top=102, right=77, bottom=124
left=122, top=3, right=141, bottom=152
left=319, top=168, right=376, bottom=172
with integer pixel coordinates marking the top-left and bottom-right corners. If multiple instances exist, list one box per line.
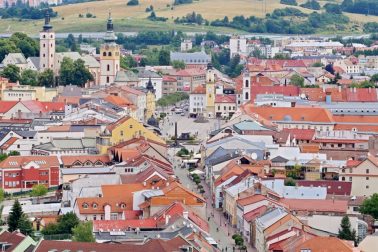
left=97, top=116, right=165, bottom=154
left=2, top=85, right=58, bottom=101
left=205, top=64, right=216, bottom=118
left=145, top=91, right=156, bottom=120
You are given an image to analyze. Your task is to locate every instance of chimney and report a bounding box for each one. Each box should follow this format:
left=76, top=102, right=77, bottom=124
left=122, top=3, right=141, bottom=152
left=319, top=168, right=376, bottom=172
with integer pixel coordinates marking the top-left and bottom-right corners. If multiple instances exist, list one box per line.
left=353, top=87, right=357, bottom=93
left=165, top=215, right=170, bottom=225
left=338, top=85, right=341, bottom=93
left=183, top=211, right=189, bottom=219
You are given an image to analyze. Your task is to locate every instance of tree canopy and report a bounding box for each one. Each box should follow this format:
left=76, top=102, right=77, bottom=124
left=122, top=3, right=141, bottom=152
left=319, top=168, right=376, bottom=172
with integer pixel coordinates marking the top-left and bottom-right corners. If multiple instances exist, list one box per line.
left=59, top=57, right=93, bottom=87
left=1, top=64, right=20, bottom=83
left=8, top=199, right=24, bottom=232
left=42, top=212, right=80, bottom=235
left=360, top=193, right=378, bottom=219
left=72, top=221, right=95, bottom=242
left=290, top=74, right=305, bottom=87
left=338, top=216, right=356, bottom=242
left=30, top=184, right=48, bottom=198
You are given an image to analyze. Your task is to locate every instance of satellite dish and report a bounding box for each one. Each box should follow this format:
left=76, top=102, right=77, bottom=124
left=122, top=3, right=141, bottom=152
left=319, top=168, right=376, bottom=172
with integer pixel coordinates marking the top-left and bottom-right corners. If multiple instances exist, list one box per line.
left=251, top=153, right=258, bottom=160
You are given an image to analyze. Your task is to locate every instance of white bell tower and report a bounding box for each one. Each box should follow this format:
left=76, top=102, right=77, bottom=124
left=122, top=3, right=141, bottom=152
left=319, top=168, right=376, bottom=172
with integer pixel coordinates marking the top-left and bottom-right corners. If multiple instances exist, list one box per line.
left=39, top=11, right=55, bottom=72
left=242, top=70, right=250, bottom=104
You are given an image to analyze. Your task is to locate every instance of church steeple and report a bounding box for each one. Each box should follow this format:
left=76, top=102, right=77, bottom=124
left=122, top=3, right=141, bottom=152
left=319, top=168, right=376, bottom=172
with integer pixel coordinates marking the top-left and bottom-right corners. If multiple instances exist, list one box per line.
left=43, top=10, right=53, bottom=32
left=104, top=10, right=117, bottom=43
left=146, top=77, right=155, bottom=93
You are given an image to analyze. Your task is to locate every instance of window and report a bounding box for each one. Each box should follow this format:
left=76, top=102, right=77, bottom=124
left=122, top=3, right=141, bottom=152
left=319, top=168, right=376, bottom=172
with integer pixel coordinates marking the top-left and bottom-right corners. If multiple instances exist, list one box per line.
left=245, top=79, right=249, bottom=88
left=120, top=130, right=124, bottom=136
left=93, top=215, right=97, bottom=220
left=129, top=125, right=133, bottom=129
left=108, top=52, right=112, bottom=56
left=245, top=92, right=249, bottom=100
left=338, top=144, right=342, bottom=147
left=366, top=169, right=370, bottom=174
left=366, top=185, right=369, bottom=189
left=82, top=203, right=89, bottom=209
left=43, top=44, right=45, bottom=48
left=110, top=213, right=118, bottom=220
left=103, top=52, right=106, bottom=56
left=107, top=64, right=110, bottom=71
left=120, top=203, right=126, bottom=209
left=349, top=177, right=352, bottom=182
left=341, top=177, right=345, bottom=181
left=342, top=169, right=345, bottom=173
left=93, top=203, right=98, bottom=209
left=106, top=76, right=110, bottom=83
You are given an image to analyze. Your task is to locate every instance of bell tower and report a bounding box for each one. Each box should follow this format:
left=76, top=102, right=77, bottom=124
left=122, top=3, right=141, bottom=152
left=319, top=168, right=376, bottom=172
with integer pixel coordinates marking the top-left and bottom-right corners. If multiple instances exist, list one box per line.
left=205, top=63, right=215, bottom=118
left=39, top=11, right=55, bottom=72
left=100, top=11, right=120, bottom=86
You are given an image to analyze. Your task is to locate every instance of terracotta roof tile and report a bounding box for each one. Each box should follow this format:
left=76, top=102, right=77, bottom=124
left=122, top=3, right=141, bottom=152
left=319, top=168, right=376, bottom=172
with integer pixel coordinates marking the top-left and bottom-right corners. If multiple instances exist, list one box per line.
left=61, top=155, right=110, bottom=166
left=237, top=194, right=267, bottom=207
left=295, top=237, right=354, bottom=252
left=0, top=137, right=18, bottom=150
left=280, top=198, right=348, bottom=213
left=0, top=101, right=17, bottom=113
left=297, top=180, right=352, bottom=196
left=191, top=85, right=206, bottom=94
left=215, top=94, right=236, bottom=103
left=0, top=156, right=60, bottom=169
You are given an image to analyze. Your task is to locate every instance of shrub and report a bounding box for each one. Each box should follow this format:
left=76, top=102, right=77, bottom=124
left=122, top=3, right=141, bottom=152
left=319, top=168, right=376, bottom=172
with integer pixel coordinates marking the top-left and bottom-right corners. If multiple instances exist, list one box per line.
left=127, top=0, right=139, bottom=6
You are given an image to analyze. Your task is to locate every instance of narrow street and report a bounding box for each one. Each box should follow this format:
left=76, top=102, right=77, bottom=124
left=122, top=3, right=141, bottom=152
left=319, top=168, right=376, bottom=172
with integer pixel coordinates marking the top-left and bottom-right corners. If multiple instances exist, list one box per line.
left=162, top=106, right=256, bottom=251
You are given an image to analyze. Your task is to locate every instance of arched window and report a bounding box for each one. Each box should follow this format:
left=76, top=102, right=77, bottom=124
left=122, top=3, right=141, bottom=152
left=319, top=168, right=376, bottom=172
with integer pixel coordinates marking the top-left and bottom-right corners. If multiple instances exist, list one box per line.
left=245, top=79, right=249, bottom=88
left=82, top=203, right=89, bottom=209
left=245, top=92, right=249, bottom=100
left=103, top=52, right=106, bottom=56
left=120, top=203, right=126, bottom=209
left=93, top=203, right=98, bottom=209
left=108, top=52, right=112, bottom=56
left=107, top=64, right=110, bottom=71
left=106, top=76, right=110, bottom=83
left=43, top=44, right=45, bottom=48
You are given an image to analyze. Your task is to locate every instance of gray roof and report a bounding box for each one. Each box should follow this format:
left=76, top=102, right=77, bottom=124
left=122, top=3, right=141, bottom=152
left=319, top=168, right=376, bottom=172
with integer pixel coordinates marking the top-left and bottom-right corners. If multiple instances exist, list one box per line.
left=60, top=167, right=113, bottom=175
left=82, top=55, right=100, bottom=68
left=170, top=51, right=211, bottom=64
left=114, top=70, right=139, bottom=83
left=137, top=69, right=161, bottom=79
left=28, top=57, right=40, bottom=70
left=3, top=53, right=27, bottom=64
left=60, top=85, right=82, bottom=97
left=33, top=137, right=96, bottom=151
left=14, top=130, right=37, bottom=138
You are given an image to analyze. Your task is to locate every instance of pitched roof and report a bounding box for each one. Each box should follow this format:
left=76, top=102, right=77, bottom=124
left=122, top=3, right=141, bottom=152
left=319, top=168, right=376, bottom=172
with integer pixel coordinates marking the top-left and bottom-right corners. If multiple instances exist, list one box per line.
left=248, top=85, right=300, bottom=101
left=93, top=219, right=158, bottom=230
left=215, top=94, right=236, bottom=103
left=243, top=105, right=334, bottom=123
left=295, top=236, right=354, bottom=252
left=0, top=101, right=17, bottom=113
left=237, top=194, right=267, bottom=207
left=280, top=198, right=348, bottom=213
left=61, top=155, right=110, bottom=166
left=296, top=180, right=352, bottom=196
left=0, top=156, right=60, bottom=169
left=34, top=236, right=196, bottom=252
left=191, top=85, right=206, bottom=94
left=346, top=88, right=378, bottom=102
left=0, top=137, right=18, bottom=150
left=243, top=205, right=268, bottom=222
left=282, top=128, right=315, bottom=141
left=104, top=95, right=134, bottom=107
left=0, top=231, right=28, bottom=251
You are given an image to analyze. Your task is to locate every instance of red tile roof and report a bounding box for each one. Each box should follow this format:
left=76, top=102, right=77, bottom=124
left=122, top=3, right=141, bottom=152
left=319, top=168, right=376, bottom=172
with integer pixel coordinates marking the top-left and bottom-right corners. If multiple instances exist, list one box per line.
left=93, top=219, right=158, bottom=230
left=249, top=85, right=300, bottom=101
left=295, top=236, right=354, bottom=252
left=0, top=137, right=18, bottom=150
left=0, top=101, right=17, bottom=113
left=296, top=180, right=352, bottom=196
left=35, top=236, right=197, bottom=252
left=0, top=231, right=28, bottom=251
left=61, top=155, right=110, bottom=166
left=243, top=205, right=267, bottom=222
left=162, top=76, right=177, bottom=82
left=243, top=105, right=334, bottom=123
left=191, top=84, right=206, bottom=94
left=0, top=156, right=60, bottom=169
left=215, top=94, right=236, bottom=103
left=280, top=198, right=348, bottom=213
left=282, top=128, right=315, bottom=141
left=346, top=88, right=378, bottom=102
left=237, top=194, right=267, bottom=207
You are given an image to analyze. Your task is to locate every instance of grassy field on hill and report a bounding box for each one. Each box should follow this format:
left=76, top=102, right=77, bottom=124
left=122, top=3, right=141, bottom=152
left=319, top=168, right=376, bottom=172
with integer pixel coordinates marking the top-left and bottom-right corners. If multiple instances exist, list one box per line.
left=0, top=0, right=377, bottom=35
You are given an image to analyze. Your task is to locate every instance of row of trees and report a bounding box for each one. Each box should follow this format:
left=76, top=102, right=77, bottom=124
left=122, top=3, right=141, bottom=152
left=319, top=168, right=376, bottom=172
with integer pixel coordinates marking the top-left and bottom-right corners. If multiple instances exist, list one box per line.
left=1, top=57, right=92, bottom=87
left=0, top=2, right=57, bottom=20
left=174, top=12, right=207, bottom=25
left=0, top=32, right=39, bottom=62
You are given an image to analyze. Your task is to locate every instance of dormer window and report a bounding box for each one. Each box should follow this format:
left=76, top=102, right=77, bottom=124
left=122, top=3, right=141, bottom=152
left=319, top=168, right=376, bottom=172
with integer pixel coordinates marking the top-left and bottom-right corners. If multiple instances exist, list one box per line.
left=82, top=203, right=89, bottom=209
left=120, top=203, right=126, bottom=209
left=93, top=203, right=98, bottom=209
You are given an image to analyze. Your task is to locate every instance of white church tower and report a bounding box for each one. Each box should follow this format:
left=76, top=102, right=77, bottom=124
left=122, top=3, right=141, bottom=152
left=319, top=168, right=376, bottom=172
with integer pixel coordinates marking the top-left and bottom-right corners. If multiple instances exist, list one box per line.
left=100, top=12, right=120, bottom=86
left=39, top=11, right=55, bottom=71
left=242, top=69, right=250, bottom=104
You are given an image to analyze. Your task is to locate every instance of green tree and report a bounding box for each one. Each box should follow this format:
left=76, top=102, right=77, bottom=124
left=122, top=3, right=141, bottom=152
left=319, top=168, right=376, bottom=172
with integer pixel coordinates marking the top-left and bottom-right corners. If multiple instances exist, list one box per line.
left=20, top=69, right=38, bottom=86
left=120, top=55, right=137, bottom=69
left=8, top=151, right=20, bottom=156
left=338, top=216, right=356, bottom=242
left=171, top=60, right=185, bottom=69
left=65, top=34, right=77, bottom=52
left=38, top=69, right=55, bottom=87
left=312, top=62, right=324, bottom=67
left=158, top=49, right=170, bottom=65
left=59, top=57, right=93, bottom=87
left=1, top=64, right=20, bottom=82
left=0, top=39, right=20, bottom=62
left=18, top=214, right=33, bottom=235
left=30, top=184, right=48, bottom=197
left=8, top=199, right=23, bottom=232
left=127, top=0, right=139, bottom=5
left=371, top=74, right=378, bottom=83
left=0, top=188, right=4, bottom=203
left=360, top=193, right=378, bottom=219
left=72, top=221, right=95, bottom=242
left=57, top=212, right=80, bottom=234
left=290, top=74, right=305, bottom=87
left=10, top=32, right=39, bottom=58
left=284, top=177, right=296, bottom=186
left=72, top=59, right=93, bottom=87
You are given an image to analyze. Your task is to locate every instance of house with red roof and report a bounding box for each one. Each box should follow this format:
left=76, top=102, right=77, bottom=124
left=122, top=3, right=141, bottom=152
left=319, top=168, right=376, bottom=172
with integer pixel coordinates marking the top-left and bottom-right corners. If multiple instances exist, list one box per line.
left=162, top=75, right=178, bottom=95
left=214, top=94, right=237, bottom=118
left=0, top=156, right=60, bottom=192
left=0, top=230, right=37, bottom=251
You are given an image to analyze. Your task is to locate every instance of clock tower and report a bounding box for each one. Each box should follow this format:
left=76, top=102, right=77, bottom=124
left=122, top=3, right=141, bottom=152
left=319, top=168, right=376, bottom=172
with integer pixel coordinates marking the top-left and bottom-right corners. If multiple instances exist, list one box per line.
left=205, top=63, right=215, bottom=118
left=39, top=11, right=55, bottom=72
left=100, top=12, right=120, bottom=86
